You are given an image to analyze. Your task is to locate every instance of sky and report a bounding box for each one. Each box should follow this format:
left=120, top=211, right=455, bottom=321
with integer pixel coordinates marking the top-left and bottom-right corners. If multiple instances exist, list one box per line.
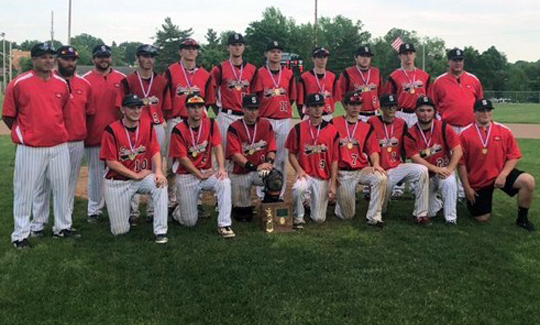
left=0, top=0, right=539, bottom=63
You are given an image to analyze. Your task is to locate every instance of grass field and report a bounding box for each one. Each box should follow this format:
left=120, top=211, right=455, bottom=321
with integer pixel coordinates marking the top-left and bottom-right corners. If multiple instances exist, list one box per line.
left=0, top=135, right=539, bottom=324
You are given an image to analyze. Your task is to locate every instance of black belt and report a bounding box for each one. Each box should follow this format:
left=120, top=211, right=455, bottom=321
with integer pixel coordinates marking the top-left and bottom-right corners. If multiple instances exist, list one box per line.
left=106, top=176, right=130, bottom=181
left=400, top=108, right=416, bottom=114
left=339, top=167, right=362, bottom=171
left=359, top=111, right=377, bottom=116
left=221, top=108, right=243, bottom=116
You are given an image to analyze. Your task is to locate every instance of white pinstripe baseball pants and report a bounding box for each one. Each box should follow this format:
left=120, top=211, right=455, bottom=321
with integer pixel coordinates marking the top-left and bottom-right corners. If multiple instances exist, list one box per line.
left=335, top=168, right=388, bottom=222
left=173, top=173, right=232, bottom=227
left=165, top=117, right=182, bottom=208
left=12, top=143, right=71, bottom=242
left=31, top=141, right=85, bottom=232
left=428, top=173, right=457, bottom=222
left=85, top=146, right=105, bottom=217
left=230, top=172, right=265, bottom=207
left=293, top=176, right=329, bottom=223
left=383, top=163, right=429, bottom=218
left=105, top=174, right=168, bottom=236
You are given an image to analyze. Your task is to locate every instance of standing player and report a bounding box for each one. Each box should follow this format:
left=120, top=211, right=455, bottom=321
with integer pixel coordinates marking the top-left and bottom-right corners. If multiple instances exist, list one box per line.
left=100, top=94, right=168, bottom=243
left=164, top=38, right=215, bottom=211
left=458, top=99, right=535, bottom=231
left=211, top=33, right=258, bottom=151
left=285, top=93, right=339, bottom=229
left=338, top=45, right=383, bottom=122
left=385, top=43, right=430, bottom=127
left=405, top=96, right=463, bottom=225
left=297, top=46, right=339, bottom=121
left=2, top=43, right=74, bottom=249
left=332, top=91, right=388, bottom=227
left=226, top=95, right=277, bottom=221
left=118, top=44, right=170, bottom=223
left=367, top=94, right=430, bottom=224
left=168, top=94, right=235, bottom=238
left=83, top=44, right=125, bottom=223
left=253, top=41, right=297, bottom=198
left=30, top=46, right=93, bottom=235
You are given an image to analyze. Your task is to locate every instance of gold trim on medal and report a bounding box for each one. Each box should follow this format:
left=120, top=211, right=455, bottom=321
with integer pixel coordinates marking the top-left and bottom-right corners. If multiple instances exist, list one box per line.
left=410, top=88, right=416, bottom=94
left=249, top=149, right=255, bottom=155
left=347, top=142, right=353, bottom=149
left=387, top=147, right=392, bottom=152
left=482, top=148, right=488, bottom=155
left=192, top=151, right=198, bottom=158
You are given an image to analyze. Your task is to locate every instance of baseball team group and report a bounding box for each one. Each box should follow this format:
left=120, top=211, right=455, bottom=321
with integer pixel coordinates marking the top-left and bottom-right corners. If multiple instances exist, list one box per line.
left=2, top=33, right=536, bottom=249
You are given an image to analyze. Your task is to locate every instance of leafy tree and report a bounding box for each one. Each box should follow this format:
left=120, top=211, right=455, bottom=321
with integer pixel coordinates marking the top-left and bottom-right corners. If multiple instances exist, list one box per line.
left=20, top=40, right=41, bottom=51
left=110, top=41, right=125, bottom=66
left=18, top=57, right=33, bottom=73
left=119, top=41, right=143, bottom=66
left=70, top=33, right=106, bottom=65
left=199, top=28, right=227, bottom=69
left=153, top=17, right=193, bottom=73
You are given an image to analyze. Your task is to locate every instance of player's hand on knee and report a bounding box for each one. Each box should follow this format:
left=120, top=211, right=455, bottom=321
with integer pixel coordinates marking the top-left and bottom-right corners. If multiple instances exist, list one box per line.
left=295, top=169, right=307, bottom=181
left=257, top=163, right=273, bottom=172
left=438, top=167, right=452, bottom=179
left=494, top=174, right=506, bottom=189
left=136, top=169, right=152, bottom=180
left=373, top=165, right=387, bottom=175
left=154, top=172, right=167, bottom=187
left=216, top=168, right=228, bottom=180
left=465, top=187, right=478, bottom=204
left=198, top=170, right=215, bottom=180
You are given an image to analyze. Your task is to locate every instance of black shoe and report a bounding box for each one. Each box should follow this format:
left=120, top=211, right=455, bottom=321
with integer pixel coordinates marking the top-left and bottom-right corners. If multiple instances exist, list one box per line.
left=53, top=229, right=82, bottom=239
left=293, top=222, right=305, bottom=230
left=129, top=216, right=138, bottom=227
left=13, top=238, right=31, bottom=250
left=87, top=214, right=101, bottom=224
left=516, top=219, right=535, bottom=232
left=168, top=205, right=177, bottom=218
left=30, top=230, right=44, bottom=238
left=145, top=215, right=154, bottom=223
left=154, top=234, right=169, bottom=244
left=366, top=219, right=385, bottom=229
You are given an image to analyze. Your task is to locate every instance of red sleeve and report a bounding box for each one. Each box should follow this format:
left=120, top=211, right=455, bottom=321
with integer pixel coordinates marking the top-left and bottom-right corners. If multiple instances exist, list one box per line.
left=404, top=133, right=420, bottom=158
left=476, top=80, right=484, bottom=100
left=210, top=120, right=221, bottom=146
left=169, top=128, right=188, bottom=158
left=458, top=134, right=468, bottom=165
left=296, top=77, right=305, bottom=107
left=337, top=73, right=347, bottom=102
left=148, top=126, right=160, bottom=157
left=116, top=78, right=128, bottom=108
left=332, top=76, right=341, bottom=103
left=377, top=73, right=383, bottom=96
left=366, top=128, right=381, bottom=156
left=288, top=75, right=297, bottom=101
left=383, top=78, right=394, bottom=95
left=428, top=82, right=438, bottom=108
left=210, top=66, right=221, bottom=88
left=331, top=133, right=339, bottom=162
left=205, top=76, right=216, bottom=106
left=267, top=123, right=277, bottom=152
left=162, top=86, right=172, bottom=112
left=445, top=124, right=460, bottom=149
left=284, top=126, right=298, bottom=154
left=162, top=70, right=173, bottom=113
left=99, top=129, right=118, bottom=161
left=225, top=127, right=242, bottom=159
left=85, top=85, right=95, bottom=116
left=505, top=130, right=521, bottom=160
left=252, top=70, right=263, bottom=93
left=1, top=80, right=17, bottom=118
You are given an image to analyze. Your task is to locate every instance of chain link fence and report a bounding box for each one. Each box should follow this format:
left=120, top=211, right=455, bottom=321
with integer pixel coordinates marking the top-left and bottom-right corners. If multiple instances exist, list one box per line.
left=484, top=91, right=540, bottom=104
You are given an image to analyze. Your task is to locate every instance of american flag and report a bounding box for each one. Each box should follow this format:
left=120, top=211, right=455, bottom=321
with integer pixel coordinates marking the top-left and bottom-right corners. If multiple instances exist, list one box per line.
left=391, top=37, right=404, bottom=52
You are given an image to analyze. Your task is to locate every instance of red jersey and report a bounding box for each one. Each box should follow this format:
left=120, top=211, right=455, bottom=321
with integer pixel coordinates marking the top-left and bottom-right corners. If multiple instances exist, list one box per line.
left=164, top=62, right=215, bottom=119
left=226, top=118, right=277, bottom=174
left=338, top=66, right=383, bottom=112
left=404, top=120, right=460, bottom=169
left=119, top=71, right=171, bottom=124
left=252, top=66, right=297, bottom=119
left=83, top=69, right=125, bottom=147
left=62, top=74, right=94, bottom=142
left=297, top=70, right=340, bottom=116
left=211, top=60, right=258, bottom=113
left=285, top=120, right=339, bottom=180
left=367, top=116, right=408, bottom=170
left=169, top=118, right=221, bottom=174
left=459, top=122, right=521, bottom=190
left=385, top=68, right=430, bottom=111
left=331, top=116, right=380, bottom=170
left=100, top=119, right=160, bottom=180
left=429, top=71, right=483, bottom=127
left=2, top=71, right=69, bottom=147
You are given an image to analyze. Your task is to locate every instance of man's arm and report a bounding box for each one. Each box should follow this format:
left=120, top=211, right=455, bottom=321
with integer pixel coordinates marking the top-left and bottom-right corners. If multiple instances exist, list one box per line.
left=214, top=144, right=228, bottom=179
left=494, top=159, right=519, bottom=188
left=447, top=145, right=463, bottom=173
left=106, top=160, right=151, bottom=180
left=288, top=152, right=306, bottom=179
left=151, top=152, right=166, bottom=187
left=179, top=157, right=209, bottom=179
left=328, top=160, right=338, bottom=200
left=458, top=164, right=477, bottom=204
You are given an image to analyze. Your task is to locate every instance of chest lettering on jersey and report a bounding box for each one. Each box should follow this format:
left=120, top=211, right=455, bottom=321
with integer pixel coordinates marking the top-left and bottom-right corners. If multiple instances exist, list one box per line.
left=339, top=138, right=360, bottom=148
left=401, top=80, right=424, bottom=93
left=419, top=144, right=443, bottom=158
left=189, top=140, right=209, bottom=156
left=303, top=143, right=328, bottom=155
left=263, top=87, right=285, bottom=98
left=242, top=140, right=268, bottom=156
left=176, top=85, right=201, bottom=97
left=142, top=96, right=159, bottom=106
left=226, top=79, right=249, bottom=90
left=119, top=145, right=147, bottom=162
left=353, top=82, right=377, bottom=93
left=378, top=138, right=398, bottom=148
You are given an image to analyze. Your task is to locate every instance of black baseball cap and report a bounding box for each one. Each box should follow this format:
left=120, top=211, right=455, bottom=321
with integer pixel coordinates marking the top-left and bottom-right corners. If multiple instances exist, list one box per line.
left=312, top=46, right=330, bottom=57
left=379, top=94, right=398, bottom=107
left=242, top=94, right=260, bottom=109
left=447, top=48, right=465, bottom=60
left=122, top=94, right=144, bottom=108
left=136, top=44, right=158, bottom=57
left=343, top=91, right=363, bottom=105
left=31, top=42, right=56, bottom=57
left=228, top=33, right=245, bottom=45
left=179, top=38, right=200, bottom=49
left=57, top=46, right=79, bottom=58
left=474, top=99, right=494, bottom=111
left=185, top=94, right=205, bottom=107
left=306, top=93, right=325, bottom=107
left=92, top=44, right=112, bottom=57
left=416, top=96, right=435, bottom=109
left=399, top=43, right=416, bottom=54
left=356, top=45, right=373, bottom=57
left=266, top=41, right=283, bottom=51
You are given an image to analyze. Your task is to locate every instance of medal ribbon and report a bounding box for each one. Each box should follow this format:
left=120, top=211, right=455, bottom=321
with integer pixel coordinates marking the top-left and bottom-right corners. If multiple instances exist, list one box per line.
left=189, top=124, right=203, bottom=153
left=180, top=61, right=196, bottom=88
left=355, top=66, right=371, bottom=86
left=474, top=122, right=492, bottom=149
left=313, top=69, right=327, bottom=94
left=309, top=120, right=322, bottom=146
left=383, top=120, right=395, bottom=141
left=242, top=119, right=258, bottom=148
left=229, top=59, right=244, bottom=86
left=123, top=121, right=140, bottom=155
left=265, top=63, right=282, bottom=90
left=344, top=119, right=359, bottom=144
left=417, top=122, right=435, bottom=148
left=401, top=67, right=417, bottom=89
left=136, top=71, right=155, bottom=99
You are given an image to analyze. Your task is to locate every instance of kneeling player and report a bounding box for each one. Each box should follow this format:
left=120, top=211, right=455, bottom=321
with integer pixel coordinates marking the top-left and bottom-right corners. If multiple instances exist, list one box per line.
left=226, top=94, right=277, bottom=221
left=368, top=94, right=430, bottom=224
left=459, top=99, right=535, bottom=231
left=333, top=91, right=388, bottom=227
left=405, top=96, right=462, bottom=225
left=100, top=94, right=168, bottom=243
left=286, top=93, right=339, bottom=229
left=169, top=94, right=235, bottom=238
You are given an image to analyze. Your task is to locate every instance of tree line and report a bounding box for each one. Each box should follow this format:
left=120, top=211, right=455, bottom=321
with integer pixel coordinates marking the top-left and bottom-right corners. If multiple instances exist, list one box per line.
left=8, top=7, right=540, bottom=92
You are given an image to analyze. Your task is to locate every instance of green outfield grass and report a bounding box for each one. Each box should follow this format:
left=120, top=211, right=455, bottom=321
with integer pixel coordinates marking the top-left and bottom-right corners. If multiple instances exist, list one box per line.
left=0, top=135, right=539, bottom=324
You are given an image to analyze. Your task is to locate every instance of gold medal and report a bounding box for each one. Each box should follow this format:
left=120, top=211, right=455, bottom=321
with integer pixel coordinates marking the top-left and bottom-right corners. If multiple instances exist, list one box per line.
left=192, top=151, right=198, bottom=158
left=129, top=154, right=136, bottom=161
left=347, top=142, right=353, bottom=150
left=410, top=88, right=416, bottom=94
left=235, top=85, right=242, bottom=91
left=142, top=97, right=150, bottom=106
left=248, top=149, right=255, bottom=156
left=387, top=147, right=392, bottom=152
left=273, top=88, right=281, bottom=96
left=482, top=148, right=488, bottom=155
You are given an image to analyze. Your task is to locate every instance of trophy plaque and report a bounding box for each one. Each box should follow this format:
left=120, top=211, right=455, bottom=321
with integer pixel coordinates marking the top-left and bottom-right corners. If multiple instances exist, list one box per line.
left=258, top=201, right=293, bottom=233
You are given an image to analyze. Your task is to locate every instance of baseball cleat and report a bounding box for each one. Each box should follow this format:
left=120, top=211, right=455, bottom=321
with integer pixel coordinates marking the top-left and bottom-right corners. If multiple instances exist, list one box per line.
left=12, top=239, right=31, bottom=250
left=29, top=230, right=44, bottom=238
left=445, top=219, right=457, bottom=226
left=87, top=214, right=101, bottom=224
left=129, top=216, right=138, bottom=227
left=218, top=226, right=236, bottom=238
left=154, top=234, right=169, bottom=244
left=516, top=220, right=535, bottom=232
left=145, top=215, right=154, bottom=223
left=53, top=229, right=82, bottom=239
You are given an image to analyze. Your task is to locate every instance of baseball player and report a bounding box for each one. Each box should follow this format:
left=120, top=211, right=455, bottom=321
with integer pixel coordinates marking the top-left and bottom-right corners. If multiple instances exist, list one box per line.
left=100, top=94, right=168, bottom=243
left=367, top=94, right=430, bottom=224
left=384, top=43, right=431, bottom=127
left=285, top=93, right=339, bottom=229
left=337, top=45, right=383, bottom=122
left=83, top=44, right=126, bottom=223
left=168, top=94, right=235, bottom=238
left=332, top=91, right=388, bottom=227
left=30, top=46, right=93, bottom=235
left=404, top=96, right=463, bottom=225
left=297, top=46, right=340, bottom=121
left=2, top=43, right=76, bottom=249
left=226, top=94, right=277, bottom=221
left=118, top=44, right=170, bottom=224
left=211, top=33, right=258, bottom=151
left=164, top=38, right=216, bottom=211
left=252, top=41, right=297, bottom=198
left=458, top=99, right=535, bottom=231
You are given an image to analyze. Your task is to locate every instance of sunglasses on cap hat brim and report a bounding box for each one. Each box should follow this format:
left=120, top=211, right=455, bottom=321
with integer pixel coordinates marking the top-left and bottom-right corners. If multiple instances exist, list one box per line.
left=186, top=96, right=205, bottom=106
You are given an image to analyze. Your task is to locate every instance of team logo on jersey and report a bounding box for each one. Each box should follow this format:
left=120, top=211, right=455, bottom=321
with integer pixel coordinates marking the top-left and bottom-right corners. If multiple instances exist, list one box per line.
left=339, top=138, right=359, bottom=148
left=176, top=85, right=201, bottom=97
left=74, top=89, right=83, bottom=95
left=142, top=96, right=159, bottom=106
left=242, top=140, right=268, bottom=155
left=419, top=144, right=443, bottom=158
left=303, top=143, right=328, bottom=155
left=227, top=79, right=249, bottom=91
left=264, top=87, right=285, bottom=98
left=55, top=92, right=63, bottom=98
left=494, top=136, right=501, bottom=141
left=378, top=138, right=398, bottom=149
left=119, top=145, right=147, bottom=162
left=114, top=83, right=121, bottom=88
left=353, top=82, right=377, bottom=93
left=401, top=80, right=424, bottom=94
left=189, top=140, right=208, bottom=157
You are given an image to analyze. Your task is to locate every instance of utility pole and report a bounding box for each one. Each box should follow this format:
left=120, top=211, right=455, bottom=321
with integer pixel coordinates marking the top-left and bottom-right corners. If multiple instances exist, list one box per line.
left=9, top=41, right=12, bottom=82
left=422, top=43, right=426, bottom=71
left=68, top=0, right=72, bottom=45
left=51, top=11, right=55, bottom=45
left=314, top=0, right=318, bottom=45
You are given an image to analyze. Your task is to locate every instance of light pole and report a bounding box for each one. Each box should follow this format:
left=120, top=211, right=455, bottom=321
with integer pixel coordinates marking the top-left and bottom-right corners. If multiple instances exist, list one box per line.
left=68, top=0, right=72, bottom=45
left=1, top=32, right=6, bottom=93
